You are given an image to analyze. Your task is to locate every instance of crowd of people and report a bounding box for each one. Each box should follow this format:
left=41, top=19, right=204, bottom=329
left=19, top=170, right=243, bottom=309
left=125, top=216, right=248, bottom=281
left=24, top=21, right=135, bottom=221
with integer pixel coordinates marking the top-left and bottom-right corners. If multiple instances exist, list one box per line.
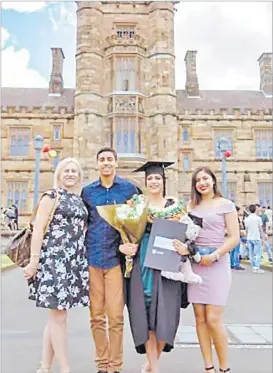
left=12, top=147, right=270, bottom=373
left=229, top=204, right=272, bottom=273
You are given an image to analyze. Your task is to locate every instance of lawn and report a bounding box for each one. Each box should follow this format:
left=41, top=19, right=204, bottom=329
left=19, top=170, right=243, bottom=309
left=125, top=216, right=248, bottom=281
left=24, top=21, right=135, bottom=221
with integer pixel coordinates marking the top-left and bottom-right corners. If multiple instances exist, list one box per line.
left=1, top=254, right=16, bottom=270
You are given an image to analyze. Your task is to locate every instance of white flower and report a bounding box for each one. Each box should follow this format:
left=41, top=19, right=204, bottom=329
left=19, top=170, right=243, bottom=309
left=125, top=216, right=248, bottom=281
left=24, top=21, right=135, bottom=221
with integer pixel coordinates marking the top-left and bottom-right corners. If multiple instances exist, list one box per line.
left=43, top=272, right=53, bottom=281
left=56, top=262, right=66, bottom=273
left=116, top=196, right=146, bottom=220
left=82, top=296, right=89, bottom=304
left=45, top=258, right=53, bottom=265
left=40, top=285, right=47, bottom=293
left=38, top=294, right=47, bottom=303
left=57, top=289, right=67, bottom=300
left=71, top=259, right=77, bottom=267
left=52, top=230, right=65, bottom=239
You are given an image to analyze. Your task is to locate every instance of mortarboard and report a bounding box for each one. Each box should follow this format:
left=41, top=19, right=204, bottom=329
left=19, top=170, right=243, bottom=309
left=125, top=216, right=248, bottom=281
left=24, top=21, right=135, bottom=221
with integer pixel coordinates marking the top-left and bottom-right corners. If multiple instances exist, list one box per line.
left=133, top=161, right=174, bottom=178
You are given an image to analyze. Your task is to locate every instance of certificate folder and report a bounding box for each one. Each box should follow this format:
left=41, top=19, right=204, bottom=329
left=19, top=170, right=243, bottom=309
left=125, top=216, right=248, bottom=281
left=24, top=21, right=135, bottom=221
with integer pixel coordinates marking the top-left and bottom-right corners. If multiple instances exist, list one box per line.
left=144, top=218, right=187, bottom=272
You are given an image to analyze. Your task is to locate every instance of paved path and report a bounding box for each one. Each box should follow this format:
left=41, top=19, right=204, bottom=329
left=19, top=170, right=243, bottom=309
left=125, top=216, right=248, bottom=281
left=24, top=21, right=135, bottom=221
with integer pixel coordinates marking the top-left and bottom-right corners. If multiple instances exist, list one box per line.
left=1, top=266, right=272, bottom=373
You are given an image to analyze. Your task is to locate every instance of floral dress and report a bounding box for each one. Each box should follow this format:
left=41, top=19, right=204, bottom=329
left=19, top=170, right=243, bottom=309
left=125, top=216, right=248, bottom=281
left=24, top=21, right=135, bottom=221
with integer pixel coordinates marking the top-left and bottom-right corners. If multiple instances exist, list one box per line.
left=29, top=188, right=89, bottom=310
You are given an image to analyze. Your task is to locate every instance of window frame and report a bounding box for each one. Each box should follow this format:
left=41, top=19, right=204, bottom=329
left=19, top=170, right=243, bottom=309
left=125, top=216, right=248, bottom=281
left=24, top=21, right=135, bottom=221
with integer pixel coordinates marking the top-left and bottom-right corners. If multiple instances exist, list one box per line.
left=116, top=24, right=136, bottom=39
left=113, top=116, right=140, bottom=155
left=114, top=56, right=137, bottom=92
left=182, top=127, right=190, bottom=142
left=214, top=130, right=233, bottom=159
left=258, top=182, right=273, bottom=208
left=53, top=124, right=62, bottom=141
left=9, top=127, right=31, bottom=157
left=6, top=181, right=28, bottom=213
left=182, top=154, right=190, bottom=170
left=255, top=130, right=272, bottom=160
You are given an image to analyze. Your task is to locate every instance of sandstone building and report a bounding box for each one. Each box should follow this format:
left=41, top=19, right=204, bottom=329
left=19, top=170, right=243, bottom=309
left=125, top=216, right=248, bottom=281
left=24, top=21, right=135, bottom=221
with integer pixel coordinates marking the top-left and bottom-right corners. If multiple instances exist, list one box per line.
left=1, top=1, right=272, bottom=223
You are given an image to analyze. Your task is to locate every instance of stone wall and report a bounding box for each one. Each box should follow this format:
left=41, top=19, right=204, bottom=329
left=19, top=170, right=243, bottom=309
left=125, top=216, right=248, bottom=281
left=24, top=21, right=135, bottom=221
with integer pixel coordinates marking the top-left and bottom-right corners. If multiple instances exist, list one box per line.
left=178, top=110, right=272, bottom=205
left=1, top=107, right=74, bottom=224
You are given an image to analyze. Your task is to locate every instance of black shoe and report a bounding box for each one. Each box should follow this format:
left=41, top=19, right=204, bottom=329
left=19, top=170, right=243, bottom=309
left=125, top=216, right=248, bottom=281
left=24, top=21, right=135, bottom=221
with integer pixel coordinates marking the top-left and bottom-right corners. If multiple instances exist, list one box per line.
left=97, top=371, right=107, bottom=373
left=235, top=266, right=245, bottom=270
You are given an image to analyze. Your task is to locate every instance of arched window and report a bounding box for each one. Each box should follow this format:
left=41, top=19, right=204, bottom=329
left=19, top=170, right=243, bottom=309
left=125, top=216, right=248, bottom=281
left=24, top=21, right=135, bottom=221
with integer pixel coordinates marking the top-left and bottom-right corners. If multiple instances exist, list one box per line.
left=182, top=128, right=189, bottom=142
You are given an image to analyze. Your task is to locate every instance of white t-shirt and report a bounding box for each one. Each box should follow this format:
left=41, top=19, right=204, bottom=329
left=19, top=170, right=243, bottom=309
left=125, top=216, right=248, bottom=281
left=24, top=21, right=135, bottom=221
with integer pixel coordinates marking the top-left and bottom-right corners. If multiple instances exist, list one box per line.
left=245, top=213, right=262, bottom=241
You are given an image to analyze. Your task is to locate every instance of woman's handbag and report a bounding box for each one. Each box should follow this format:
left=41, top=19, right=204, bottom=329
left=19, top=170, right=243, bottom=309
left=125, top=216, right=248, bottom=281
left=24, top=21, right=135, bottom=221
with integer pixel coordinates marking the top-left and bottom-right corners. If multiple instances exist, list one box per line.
left=5, top=190, right=60, bottom=268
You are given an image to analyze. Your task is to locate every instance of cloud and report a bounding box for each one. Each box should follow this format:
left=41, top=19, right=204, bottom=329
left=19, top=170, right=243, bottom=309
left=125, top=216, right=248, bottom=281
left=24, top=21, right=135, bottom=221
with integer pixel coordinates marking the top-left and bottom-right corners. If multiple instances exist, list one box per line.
left=2, top=1, right=46, bottom=13
left=2, top=27, right=10, bottom=48
left=1, top=27, right=48, bottom=88
left=49, top=2, right=76, bottom=33
left=174, top=2, right=272, bottom=90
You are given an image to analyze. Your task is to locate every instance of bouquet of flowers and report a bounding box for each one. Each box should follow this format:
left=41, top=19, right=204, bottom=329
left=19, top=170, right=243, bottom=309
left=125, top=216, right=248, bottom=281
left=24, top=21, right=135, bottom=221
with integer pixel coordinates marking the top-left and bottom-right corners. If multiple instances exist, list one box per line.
left=97, top=194, right=148, bottom=278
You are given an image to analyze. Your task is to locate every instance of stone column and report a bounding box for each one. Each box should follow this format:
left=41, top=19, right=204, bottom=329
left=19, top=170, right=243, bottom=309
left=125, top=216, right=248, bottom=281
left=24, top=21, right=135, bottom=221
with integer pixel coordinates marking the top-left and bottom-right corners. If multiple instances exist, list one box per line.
left=258, top=53, right=272, bottom=96
left=185, top=50, right=200, bottom=97
left=145, top=1, right=179, bottom=196
left=49, top=48, right=65, bottom=95
left=74, top=2, right=106, bottom=181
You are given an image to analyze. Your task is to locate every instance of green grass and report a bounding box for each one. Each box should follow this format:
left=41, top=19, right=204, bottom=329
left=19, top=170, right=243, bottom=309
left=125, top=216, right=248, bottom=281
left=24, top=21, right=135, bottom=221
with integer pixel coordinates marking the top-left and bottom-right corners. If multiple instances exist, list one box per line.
left=1, top=254, right=15, bottom=270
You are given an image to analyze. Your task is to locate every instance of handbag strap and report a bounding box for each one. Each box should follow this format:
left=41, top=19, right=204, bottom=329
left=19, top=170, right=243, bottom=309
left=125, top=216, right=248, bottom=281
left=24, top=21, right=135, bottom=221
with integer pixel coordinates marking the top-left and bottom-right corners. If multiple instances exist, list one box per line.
left=29, top=189, right=60, bottom=234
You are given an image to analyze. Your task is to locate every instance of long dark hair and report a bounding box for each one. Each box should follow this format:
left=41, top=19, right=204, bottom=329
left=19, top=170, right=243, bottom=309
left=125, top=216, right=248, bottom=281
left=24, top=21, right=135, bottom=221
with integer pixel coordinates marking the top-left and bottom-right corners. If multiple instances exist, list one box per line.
left=191, top=166, right=222, bottom=207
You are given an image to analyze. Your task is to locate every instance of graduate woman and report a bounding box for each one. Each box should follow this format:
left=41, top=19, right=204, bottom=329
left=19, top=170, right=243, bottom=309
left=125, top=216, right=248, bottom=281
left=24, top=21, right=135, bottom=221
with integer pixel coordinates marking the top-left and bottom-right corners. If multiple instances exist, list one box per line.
left=119, top=161, right=190, bottom=373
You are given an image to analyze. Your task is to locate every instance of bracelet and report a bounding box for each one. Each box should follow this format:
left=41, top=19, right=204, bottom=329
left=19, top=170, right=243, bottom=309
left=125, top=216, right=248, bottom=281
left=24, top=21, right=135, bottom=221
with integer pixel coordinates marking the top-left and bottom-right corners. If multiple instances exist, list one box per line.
left=30, top=254, right=40, bottom=258
left=214, top=251, right=220, bottom=262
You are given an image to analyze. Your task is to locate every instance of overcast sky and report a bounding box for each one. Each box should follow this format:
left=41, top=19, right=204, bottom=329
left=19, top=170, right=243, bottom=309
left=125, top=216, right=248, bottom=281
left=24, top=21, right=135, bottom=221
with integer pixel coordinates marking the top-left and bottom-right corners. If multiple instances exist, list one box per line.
left=2, top=1, right=272, bottom=90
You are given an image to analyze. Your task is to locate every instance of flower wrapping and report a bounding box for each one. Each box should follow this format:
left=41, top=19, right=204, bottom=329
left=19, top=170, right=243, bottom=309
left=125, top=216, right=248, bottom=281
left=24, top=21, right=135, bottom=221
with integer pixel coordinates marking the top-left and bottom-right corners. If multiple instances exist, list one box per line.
left=97, top=194, right=148, bottom=278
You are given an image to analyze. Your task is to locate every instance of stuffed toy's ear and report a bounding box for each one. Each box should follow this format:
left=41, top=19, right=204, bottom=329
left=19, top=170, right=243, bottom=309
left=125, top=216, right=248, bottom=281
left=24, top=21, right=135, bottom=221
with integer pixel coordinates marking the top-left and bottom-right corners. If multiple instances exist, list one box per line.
left=188, top=213, right=203, bottom=228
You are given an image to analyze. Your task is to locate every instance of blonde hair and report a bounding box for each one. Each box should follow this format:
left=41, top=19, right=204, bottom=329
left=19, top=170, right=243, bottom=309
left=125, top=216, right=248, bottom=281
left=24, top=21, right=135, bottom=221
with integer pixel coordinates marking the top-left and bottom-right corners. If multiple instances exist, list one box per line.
left=53, top=157, right=84, bottom=195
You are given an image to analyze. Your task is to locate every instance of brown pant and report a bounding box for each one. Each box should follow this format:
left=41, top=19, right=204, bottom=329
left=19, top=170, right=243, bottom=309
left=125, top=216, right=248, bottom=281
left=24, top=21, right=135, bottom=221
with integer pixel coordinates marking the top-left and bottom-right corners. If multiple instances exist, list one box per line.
left=89, top=265, right=124, bottom=372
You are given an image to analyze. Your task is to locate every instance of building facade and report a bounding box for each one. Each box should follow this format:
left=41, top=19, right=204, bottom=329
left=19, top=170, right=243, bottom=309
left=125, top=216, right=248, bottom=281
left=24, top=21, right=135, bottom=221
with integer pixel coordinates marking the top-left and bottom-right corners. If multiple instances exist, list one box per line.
left=1, top=1, right=272, bottom=223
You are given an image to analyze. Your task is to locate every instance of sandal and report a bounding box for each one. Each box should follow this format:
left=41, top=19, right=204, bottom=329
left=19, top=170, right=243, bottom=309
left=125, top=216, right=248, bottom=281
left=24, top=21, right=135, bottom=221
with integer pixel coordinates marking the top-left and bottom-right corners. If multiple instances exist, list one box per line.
left=141, top=366, right=151, bottom=373
left=205, top=367, right=216, bottom=372
left=37, top=369, right=50, bottom=373
left=219, top=369, right=231, bottom=372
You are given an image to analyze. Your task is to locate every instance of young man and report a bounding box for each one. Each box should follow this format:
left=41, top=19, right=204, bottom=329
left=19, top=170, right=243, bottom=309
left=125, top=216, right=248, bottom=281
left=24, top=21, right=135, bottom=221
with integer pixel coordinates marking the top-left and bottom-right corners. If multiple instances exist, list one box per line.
left=82, top=147, right=138, bottom=373
left=260, top=206, right=269, bottom=233
left=244, top=204, right=264, bottom=273
left=265, top=206, right=272, bottom=230
left=230, top=206, right=245, bottom=270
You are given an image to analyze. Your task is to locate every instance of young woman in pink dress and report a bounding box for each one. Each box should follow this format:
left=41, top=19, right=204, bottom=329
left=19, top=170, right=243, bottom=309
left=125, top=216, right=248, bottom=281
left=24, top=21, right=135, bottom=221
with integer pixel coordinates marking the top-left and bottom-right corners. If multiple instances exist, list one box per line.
left=187, top=166, right=240, bottom=373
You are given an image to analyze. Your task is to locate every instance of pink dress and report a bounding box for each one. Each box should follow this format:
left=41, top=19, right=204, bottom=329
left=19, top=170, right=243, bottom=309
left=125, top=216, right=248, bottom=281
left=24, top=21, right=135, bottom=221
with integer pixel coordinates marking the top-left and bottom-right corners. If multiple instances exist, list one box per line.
left=187, top=201, right=236, bottom=306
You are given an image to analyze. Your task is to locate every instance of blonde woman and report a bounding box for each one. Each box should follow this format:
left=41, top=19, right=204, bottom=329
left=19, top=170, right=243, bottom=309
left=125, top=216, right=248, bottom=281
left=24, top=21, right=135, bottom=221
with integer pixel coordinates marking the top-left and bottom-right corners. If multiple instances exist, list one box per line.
left=23, top=158, right=89, bottom=373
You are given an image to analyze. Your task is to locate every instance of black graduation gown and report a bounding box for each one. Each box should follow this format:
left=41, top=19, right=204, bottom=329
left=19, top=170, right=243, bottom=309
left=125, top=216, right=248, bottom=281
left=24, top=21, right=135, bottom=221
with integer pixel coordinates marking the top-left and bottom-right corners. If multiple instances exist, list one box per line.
left=123, top=223, right=189, bottom=354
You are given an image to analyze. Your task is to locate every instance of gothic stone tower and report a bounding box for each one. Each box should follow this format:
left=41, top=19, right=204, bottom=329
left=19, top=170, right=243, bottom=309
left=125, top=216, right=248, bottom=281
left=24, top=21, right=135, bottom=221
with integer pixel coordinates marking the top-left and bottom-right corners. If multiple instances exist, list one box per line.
left=74, top=1, right=179, bottom=195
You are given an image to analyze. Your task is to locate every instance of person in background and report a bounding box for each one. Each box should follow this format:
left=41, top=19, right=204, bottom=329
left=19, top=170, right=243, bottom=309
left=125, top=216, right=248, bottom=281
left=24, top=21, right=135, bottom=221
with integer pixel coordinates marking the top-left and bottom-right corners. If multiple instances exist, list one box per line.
left=265, top=206, right=272, bottom=230
left=260, top=206, right=269, bottom=234
left=6, top=206, right=16, bottom=230
left=255, top=204, right=261, bottom=216
left=12, top=204, right=19, bottom=230
left=230, top=206, right=245, bottom=270
left=262, top=233, right=273, bottom=264
left=244, top=204, right=264, bottom=274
